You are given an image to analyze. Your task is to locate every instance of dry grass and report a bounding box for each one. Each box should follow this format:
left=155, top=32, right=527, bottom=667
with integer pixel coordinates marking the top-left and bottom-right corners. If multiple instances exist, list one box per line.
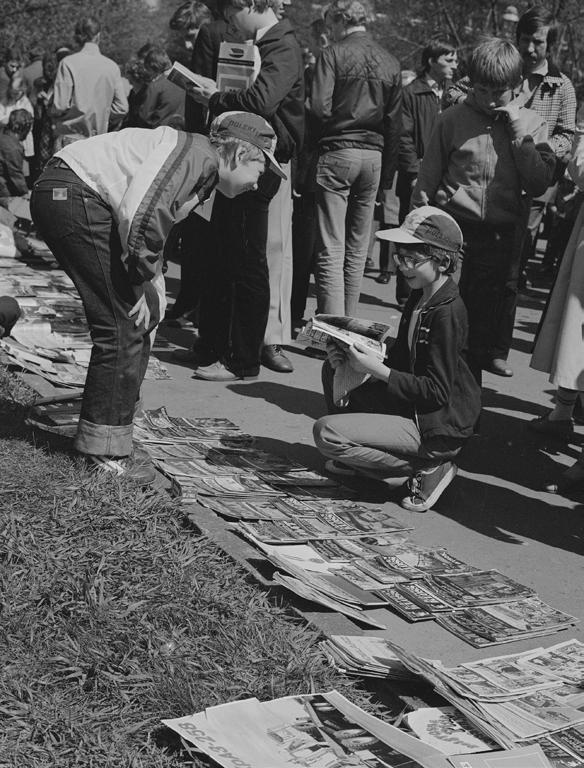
left=0, top=367, right=373, bottom=767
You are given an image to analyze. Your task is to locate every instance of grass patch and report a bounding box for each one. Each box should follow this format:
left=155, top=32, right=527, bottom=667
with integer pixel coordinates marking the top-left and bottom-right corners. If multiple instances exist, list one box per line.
left=0, top=369, right=374, bottom=767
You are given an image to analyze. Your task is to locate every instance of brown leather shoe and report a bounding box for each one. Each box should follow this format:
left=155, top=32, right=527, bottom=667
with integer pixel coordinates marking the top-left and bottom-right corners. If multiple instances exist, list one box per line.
left=261, top=345, right=294, bottom=373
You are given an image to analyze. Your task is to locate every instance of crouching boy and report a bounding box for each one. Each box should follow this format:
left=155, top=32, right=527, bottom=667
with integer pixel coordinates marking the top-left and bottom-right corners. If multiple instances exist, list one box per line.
left=412, top=38, right=555, bottom=380
left=313, top=206, right=481, bottom=512
left=31, top=112, right=284, bottom=484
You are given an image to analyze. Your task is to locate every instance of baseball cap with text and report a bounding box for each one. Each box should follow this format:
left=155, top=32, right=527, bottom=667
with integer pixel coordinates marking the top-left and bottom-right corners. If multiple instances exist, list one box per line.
left=376, top=205, right=463, bottom=253
left=209, top=111, right=286, bottom=180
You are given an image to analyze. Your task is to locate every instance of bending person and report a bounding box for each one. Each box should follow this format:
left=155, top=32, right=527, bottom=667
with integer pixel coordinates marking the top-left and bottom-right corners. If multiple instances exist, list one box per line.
left=31, top=112, right=283, bottom=484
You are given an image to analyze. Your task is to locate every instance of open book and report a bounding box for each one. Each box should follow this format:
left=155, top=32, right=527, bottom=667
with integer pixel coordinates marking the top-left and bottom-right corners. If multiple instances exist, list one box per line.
left=167, top=61, right=216, bottom=94
left=168, top=42, right=259, bottom=97
left=297, top=315, right=394, bottom=406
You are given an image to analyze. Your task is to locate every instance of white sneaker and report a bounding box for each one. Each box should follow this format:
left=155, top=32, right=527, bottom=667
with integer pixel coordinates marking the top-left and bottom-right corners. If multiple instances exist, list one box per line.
left=401, top=462, right=457, bottom=512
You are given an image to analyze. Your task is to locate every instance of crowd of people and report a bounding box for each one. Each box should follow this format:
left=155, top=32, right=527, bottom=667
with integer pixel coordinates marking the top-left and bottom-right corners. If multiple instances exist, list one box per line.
left=0, top=1, right=583, bottom=509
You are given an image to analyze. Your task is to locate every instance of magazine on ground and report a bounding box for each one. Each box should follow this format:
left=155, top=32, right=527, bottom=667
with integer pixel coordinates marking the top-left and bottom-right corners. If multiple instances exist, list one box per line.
left=404, top=706, right=498, bottom=755
left=162, top=690, right=452, bottom=768
left=447, top=744, right=553, bottom=767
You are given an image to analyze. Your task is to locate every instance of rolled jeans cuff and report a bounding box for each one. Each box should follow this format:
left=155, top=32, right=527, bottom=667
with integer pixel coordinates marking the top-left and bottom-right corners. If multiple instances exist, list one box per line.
left=74, top=418, right=134, bottom=457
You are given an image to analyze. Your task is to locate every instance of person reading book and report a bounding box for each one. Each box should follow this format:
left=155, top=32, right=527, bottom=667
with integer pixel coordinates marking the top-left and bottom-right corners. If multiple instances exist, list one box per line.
left=31, top=111, right=284, bottom=485
left=313, top=206, right=481, bottom=512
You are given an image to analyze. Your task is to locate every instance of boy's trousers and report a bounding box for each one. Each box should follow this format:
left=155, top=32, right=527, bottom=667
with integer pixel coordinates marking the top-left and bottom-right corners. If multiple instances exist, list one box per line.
left=458, top=220, right=523, bottom=370
left=31, top=160, right=161, bottom=457
left=313, top=361, right=462, bottom=480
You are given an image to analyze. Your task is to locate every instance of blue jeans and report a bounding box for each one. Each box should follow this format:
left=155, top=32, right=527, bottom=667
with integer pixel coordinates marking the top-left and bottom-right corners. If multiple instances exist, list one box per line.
left=315, top=148, right=382, bottom=316
left=313, top=362, right=462, bottom=480
left=30, top=163, right=161, bottom=456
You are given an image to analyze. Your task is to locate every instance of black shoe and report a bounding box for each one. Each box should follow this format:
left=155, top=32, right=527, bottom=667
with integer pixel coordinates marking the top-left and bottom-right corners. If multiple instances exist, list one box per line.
left=375, top=271, right=391, bottom=284
left=483, top=358, right=513, bottom=377
left=261, top=345, right=294, bottom=373
left=172, top=346, right=216, bottom=367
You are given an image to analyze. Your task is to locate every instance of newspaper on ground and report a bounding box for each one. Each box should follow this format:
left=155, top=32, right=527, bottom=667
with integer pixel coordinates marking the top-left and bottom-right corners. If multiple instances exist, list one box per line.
left=319, top=635, right=418, bottom=680
left=296, top=314, right=394, bottom=405
left=447, top=744, right=552, bottom=767
left=435, top=598, right=578, bottom=647
left=162, top=690, right=453, bottom=768
left=403, top=706, right=498, bottom=755
left=384, top=639, right=584, bottom=751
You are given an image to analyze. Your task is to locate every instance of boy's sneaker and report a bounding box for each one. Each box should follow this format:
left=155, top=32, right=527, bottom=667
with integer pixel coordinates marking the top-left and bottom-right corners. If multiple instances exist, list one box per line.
left=324, top=459, right=358, bottom=477
left=85, top=451, right=157, bottom=486
left=401, top=462, right=457, bottom=512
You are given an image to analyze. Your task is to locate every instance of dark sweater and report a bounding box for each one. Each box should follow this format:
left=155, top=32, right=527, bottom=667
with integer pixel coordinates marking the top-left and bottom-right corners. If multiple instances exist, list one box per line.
left=0, top=131, right=27, bottom=198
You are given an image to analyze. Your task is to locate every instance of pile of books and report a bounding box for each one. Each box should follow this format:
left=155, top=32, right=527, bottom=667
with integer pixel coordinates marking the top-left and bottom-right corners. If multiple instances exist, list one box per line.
left=129, top=407, right=579, bottom=644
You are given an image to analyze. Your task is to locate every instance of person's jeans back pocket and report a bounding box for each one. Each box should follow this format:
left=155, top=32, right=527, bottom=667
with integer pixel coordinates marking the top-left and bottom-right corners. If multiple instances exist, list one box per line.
left=30, top=184, right=75, bottom=240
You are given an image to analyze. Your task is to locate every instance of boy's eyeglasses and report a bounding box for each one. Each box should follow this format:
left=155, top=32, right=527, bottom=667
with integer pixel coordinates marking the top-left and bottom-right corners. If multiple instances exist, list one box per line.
left=392, top=251, right=432, bottom=270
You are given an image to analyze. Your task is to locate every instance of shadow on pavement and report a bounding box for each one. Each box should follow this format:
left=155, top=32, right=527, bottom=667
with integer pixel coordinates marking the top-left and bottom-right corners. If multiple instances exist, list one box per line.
left=228, top=382, right=326, bottom=420
left=444, top=404, right=584, bottom=554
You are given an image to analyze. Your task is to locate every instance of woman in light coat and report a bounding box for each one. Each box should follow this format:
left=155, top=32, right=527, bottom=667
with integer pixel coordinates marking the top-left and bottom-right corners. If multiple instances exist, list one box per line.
left=530, top=111, right=584, bottom=494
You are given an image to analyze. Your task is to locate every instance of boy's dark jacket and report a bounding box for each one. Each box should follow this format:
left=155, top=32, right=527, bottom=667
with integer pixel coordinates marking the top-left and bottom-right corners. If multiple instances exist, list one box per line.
left=209, top=20, right=304, bottom=164
left=385, top=277, right=481, bottom=440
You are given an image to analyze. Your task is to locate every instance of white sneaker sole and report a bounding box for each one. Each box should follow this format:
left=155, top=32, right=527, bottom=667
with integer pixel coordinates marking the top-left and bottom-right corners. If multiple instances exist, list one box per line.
left=401, top=463, right=457, bottom=512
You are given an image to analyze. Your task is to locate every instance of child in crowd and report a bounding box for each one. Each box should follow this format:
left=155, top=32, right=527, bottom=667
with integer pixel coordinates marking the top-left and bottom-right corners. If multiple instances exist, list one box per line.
left=411, top=38, right=555, bottom=381
left=0, top=109, right=33, bottom=204
left=313, top=206, right=481, bottom=512
left=0, top=296, right=20, bottom=338
left=31, top=112, right=284, bottom=484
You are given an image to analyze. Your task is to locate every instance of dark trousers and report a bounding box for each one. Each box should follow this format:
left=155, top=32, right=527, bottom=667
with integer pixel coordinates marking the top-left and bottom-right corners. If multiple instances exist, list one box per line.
left=0, top=296, right=20, bottom=337
left=459, top=221, right=522, bottom=374
left=30, top=164, right=160, bottom=456
left=291, top=183, right=317, bottom=323
left=198, top=172, right=278, bottom=375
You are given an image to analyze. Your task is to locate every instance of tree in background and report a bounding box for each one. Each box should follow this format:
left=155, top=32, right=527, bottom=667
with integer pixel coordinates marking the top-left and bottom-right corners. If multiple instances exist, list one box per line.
left=0, top=0, right=582, bottom=93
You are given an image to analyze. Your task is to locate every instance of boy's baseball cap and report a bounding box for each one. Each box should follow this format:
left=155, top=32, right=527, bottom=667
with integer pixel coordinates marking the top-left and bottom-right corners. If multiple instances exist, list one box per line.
left=209, top=111, right=286, bottom=180
left=376, top=205, right=463, bottom=253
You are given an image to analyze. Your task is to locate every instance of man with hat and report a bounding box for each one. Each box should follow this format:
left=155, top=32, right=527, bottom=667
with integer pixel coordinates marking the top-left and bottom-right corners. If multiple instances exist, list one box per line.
left=31, top=112, right=283, bottom=484
left=313, top=205, right=481, bottom=512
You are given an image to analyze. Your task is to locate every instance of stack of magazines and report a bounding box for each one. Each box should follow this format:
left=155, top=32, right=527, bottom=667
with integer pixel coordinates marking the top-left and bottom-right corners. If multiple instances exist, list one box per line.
left=0, top=232, right=170, bottom=384
left=162, top=688, right=558, bottom=768
left=380, top=639, right=584, bottom=763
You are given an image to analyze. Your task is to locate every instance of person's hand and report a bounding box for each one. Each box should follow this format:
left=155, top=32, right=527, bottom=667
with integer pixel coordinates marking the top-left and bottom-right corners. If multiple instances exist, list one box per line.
left=495, top=102, right=525, bottom=140
left=128, top=286, right=151, bottom=329
left=345, top=342, right=390, bottom=381
left=185, top=75, right=218, bottom=105
left=326, top=341, right=347, bottom=370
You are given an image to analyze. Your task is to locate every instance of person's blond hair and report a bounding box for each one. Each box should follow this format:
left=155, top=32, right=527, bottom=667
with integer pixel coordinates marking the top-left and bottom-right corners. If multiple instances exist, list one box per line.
left=468, top=37, right=522, bottom=88
left=209, top=136, right=265, bottom=168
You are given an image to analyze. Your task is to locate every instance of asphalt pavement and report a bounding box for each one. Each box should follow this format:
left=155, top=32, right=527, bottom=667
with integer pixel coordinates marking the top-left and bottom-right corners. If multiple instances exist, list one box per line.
left=143, top=252, right=583, bottom=666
